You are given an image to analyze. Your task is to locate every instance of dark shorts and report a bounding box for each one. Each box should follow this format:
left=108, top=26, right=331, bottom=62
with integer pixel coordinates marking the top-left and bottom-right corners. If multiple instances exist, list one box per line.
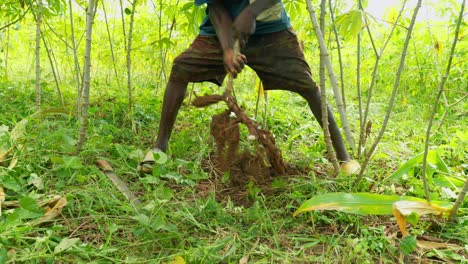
left=169, top=28, right=318, bottom=94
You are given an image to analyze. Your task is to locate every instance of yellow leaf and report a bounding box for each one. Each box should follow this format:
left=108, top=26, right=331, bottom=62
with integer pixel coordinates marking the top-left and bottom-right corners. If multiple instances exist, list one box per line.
left=392, top=201, right=451, bottom=236
left=30, top=197, right=68, bottom=226
left=166, top=256, right=185, bottom=264
left=402, top=95, right=407, bottom=107
left=393, top=201, right=451, bottom=216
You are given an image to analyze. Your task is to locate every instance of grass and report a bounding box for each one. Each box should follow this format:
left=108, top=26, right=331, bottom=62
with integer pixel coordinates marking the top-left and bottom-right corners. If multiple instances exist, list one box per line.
left=0, top=76, right=466, bottom=263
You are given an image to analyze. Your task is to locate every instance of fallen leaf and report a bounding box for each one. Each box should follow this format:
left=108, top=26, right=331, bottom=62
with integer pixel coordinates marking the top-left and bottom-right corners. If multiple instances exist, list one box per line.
left=54, top=238, right=80, bottom=254
left=239, top=256, right=249, bottom=264
left=416, top=240, right=462, bottom=250
left=30, top=197, right=67, bottom=226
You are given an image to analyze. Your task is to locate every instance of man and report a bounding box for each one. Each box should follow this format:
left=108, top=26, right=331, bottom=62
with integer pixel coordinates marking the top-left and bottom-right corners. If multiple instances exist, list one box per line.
left=139, top=0, right=360, bottom=175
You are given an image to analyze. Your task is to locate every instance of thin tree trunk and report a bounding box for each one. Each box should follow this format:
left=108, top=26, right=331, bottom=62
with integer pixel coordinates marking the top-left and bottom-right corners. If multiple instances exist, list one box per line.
left=119, top=0, right=128, bottom=49
left=41, top=32, right=65, bottom=108
left=421, top=0, right=465, bottom=201
left=35, top=2, right=42, bottom=112
left=76, top=0, right=96, bottom=154
left=102, top=1, right=121, bottom=89
left=306, top=0, right=340, bottom=172
left=69, top=0, right=82, bottom=113
left=319, top=0, right=326, bottom=91
left=360, top=1, right=406, bottom=157
left=306, top=0, right=356, bottom=155
left=355, top=0, right=422, bottom=185
left=5, top=27, right=10, bottom=79
left=356, top=0, right=363, bottom=156
left=126, top=0, right=137, bottom=113
left=328, top=0, right=345, bottom=110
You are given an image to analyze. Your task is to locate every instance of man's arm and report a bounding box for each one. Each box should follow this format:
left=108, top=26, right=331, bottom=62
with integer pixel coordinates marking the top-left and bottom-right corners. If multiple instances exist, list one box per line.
left=234, top=0, right=281, bottom=47
left=208, top=0, right=247, bottom=77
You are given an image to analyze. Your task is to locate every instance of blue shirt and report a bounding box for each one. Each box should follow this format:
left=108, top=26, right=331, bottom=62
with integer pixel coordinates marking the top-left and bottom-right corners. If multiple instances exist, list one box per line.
left=195, top=0, right=291, bottom=36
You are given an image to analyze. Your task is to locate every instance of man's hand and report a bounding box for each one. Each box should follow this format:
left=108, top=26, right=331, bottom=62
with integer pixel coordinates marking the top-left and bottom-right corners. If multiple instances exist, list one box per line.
left=223, top=48, right=247, bottom=78
left=233, top=7, right=256, bottom=49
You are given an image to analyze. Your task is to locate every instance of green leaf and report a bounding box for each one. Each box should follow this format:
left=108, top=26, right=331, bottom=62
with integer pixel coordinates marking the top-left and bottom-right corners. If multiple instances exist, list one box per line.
left=0, top=174, right=22, bottom=192
left=0, top=247, right=7, bottom=264
left=54, top=238, right=80, bottom=254
left=336, top=10, right=363, bottom=40
left=124, top=7, right=131, bottom=15
left=293, top=193, right=450, bottom=217
left=19, top=196, right=42, bottom=213
left=384, top=149, right=449, bottom=183
left=400, top=235, right=417, bottom=255
left=133, top=214, right=150, bottom=226
left=406, top=212, right=420, bottom=226
left=153, top=151, right=168, bottom=165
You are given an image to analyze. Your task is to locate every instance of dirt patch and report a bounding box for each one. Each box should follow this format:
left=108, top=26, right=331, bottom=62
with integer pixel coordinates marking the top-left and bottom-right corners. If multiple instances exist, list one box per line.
left=193, top=93, right=310, bottom=207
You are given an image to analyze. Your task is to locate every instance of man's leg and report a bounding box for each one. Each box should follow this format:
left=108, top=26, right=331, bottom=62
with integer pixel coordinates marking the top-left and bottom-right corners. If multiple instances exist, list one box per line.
left=246, top=29, right=354, bottom=164
left=154, top=80, right=188, bottom=152
left=138, top=35, right=227, bottom=173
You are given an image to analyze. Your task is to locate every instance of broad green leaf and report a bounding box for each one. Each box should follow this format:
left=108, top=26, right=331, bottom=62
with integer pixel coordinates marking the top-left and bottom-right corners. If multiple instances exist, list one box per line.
left=336, top=10, right=363, bottom=40
left=153, top=151, right=168, bottom=165
left=54, top=238, right=80, bottom=254
left=384, top=149, right=449, bottom=183
left=19, top=196, right=42, bottom=213
left=400, top=235, right=417, bottom=255
left=133, top=214, right=150, bottom=226
left=293, top=193, right=451, bottom=217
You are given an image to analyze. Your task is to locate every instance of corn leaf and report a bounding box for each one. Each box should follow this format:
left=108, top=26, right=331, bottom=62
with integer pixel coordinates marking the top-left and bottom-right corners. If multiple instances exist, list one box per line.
left=293, top=193, right=451, bottom=217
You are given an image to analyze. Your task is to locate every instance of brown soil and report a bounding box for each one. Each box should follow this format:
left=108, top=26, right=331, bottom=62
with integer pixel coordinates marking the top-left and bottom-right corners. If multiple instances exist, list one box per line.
left=193, top=93, right=310, bottom=207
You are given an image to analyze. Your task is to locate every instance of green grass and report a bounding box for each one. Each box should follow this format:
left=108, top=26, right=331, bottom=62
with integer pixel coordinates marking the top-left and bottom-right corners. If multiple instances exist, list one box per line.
left=0, top=78, right=466, bottom=263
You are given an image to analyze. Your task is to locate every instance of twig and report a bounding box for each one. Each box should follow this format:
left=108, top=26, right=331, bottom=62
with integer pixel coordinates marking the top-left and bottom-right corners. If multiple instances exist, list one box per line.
left=0, top=6, right=31, bottom=31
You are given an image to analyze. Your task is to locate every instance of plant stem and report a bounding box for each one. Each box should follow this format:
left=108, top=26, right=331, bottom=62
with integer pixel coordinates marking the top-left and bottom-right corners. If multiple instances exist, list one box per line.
left=69, top=0, right=82, bottom=113
left=421, top=0, right=465, bottom=201
left=450, top=176, right=468, bottom=221
left=355, top=0, right=422, bottom=185
left=76, top=0, right=96, bottom=154
left=102, top=1, right=121, bottom=90
left=359, top=1, right=406, bottom=158
left=328, top=0, right=346, bottom=111
left=319, top=0, right=326, bottom=92
left=35, top=1, right=42, bottom=112
left=306, top=0, right=340, bottom=172
left=127, top=0, right=137, bottom=114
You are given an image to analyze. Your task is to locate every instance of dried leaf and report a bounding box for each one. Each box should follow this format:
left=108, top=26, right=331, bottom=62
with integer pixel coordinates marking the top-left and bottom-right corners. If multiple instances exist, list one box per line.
left=392, top=201, right=451, bottom=236
left=416, top=240, right=462, bottom=250
left=239, top=256, right=249, bottom=264
left=30, top=197, right=67, bottom=226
